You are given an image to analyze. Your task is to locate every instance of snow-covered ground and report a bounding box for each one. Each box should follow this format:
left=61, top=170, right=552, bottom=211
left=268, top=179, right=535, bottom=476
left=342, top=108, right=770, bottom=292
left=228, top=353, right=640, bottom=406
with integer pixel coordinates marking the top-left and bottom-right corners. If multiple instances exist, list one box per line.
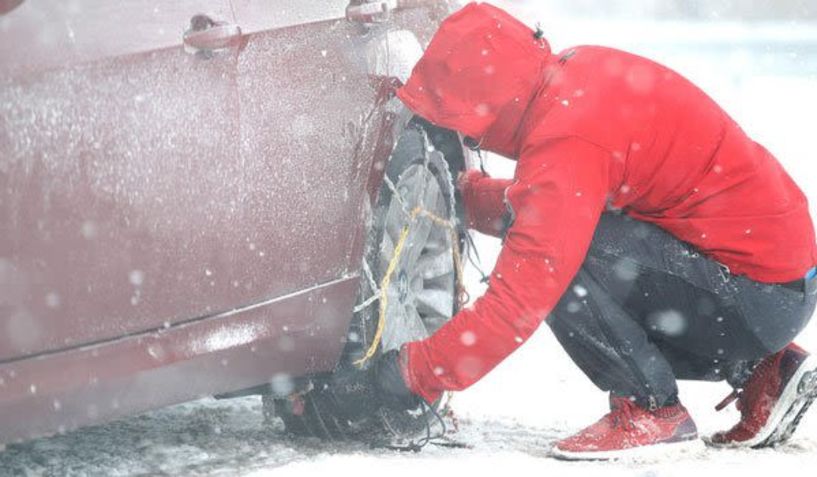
left=3, top=11, right=817, bottom=477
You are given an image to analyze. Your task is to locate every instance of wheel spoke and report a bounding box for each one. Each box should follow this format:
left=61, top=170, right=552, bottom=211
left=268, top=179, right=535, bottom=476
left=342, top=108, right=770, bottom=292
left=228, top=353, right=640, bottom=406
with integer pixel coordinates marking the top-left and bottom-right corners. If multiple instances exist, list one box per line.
left=378, top=231, right=396, bottom=276
left=402, top=302, right=430, bottom=340
left=381, top=299, right=429, bottom=351
left=383, top=204, right=405, bottom=247
left=401, top=217, right=434, bottom=271
left=415, top=288, right=455, bottom=324
left=421, top=272, right=456, bottom=297
left=415, top=245, right=454, bottom=281
left=400, top=166, right=424, bottom=208
left=405, top=179, right=443, bottom=269
left=379, top=287, right=405, bottom=351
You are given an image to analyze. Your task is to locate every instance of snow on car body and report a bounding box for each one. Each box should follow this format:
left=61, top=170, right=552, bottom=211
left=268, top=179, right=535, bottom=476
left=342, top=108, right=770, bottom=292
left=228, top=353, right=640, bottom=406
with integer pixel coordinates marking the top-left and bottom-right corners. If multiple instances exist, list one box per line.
left=0, top=0, right=467, bottom=446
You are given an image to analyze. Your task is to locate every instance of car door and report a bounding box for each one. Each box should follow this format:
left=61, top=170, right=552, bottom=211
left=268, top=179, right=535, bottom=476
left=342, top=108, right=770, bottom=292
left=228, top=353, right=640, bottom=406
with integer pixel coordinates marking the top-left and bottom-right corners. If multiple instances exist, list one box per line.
left=0, top=0, right=243, bottom=361
left=228, top=0, right=400, bottom=302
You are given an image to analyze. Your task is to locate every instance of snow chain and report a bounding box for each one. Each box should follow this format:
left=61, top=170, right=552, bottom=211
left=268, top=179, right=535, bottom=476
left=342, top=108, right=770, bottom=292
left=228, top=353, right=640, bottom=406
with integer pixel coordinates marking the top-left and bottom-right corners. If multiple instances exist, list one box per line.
left=354, top=131, right=469, bottom=368
left=354, top=206, right=468, bottom=367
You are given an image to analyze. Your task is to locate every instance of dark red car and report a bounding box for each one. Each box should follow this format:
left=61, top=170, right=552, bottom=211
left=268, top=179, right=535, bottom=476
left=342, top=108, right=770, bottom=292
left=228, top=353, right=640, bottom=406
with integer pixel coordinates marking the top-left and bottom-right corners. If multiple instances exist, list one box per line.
left=0, top=0, right=469, bottom=447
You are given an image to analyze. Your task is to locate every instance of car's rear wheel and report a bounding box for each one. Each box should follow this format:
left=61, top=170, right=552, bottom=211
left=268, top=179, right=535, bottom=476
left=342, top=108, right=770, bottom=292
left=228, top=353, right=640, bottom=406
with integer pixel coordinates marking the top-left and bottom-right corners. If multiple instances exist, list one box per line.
left=270, top=121, right=464, bottom=442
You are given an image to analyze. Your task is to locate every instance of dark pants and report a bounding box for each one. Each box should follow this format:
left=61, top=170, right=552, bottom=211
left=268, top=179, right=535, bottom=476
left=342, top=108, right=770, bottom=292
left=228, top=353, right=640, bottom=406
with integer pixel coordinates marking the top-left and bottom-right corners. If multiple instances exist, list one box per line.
left=548, top=213, right=817, bottom=408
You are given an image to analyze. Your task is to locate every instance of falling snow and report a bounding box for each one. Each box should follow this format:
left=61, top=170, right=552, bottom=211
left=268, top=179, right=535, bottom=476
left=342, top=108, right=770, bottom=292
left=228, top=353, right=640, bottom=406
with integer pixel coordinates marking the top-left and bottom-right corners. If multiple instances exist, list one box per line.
left=2, top=1, right=817, bottom=476
left=572, top=284, right=589, bottom=298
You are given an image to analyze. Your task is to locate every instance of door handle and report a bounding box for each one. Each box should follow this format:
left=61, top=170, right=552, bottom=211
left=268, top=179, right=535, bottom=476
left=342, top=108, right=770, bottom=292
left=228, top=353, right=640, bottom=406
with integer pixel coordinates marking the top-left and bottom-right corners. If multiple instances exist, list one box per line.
left=347, top=0, right=397, bottom=24
left=346, top=0, right=435, bottom=24
left=183, top=14, right=242, bottom=54
left=0, top=0, right=24, bottom=16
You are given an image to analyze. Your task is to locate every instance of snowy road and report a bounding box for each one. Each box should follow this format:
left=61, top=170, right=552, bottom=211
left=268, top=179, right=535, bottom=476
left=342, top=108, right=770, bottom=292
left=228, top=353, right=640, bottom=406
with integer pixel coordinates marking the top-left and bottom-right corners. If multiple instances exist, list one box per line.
left=3, top=13, right=817, bottom=477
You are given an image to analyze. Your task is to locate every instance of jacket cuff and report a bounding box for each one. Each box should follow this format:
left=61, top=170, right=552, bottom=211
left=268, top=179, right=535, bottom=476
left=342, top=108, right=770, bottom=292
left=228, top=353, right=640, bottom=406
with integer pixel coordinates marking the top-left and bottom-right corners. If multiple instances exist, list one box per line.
left=399, top=343, right=444, bottom=404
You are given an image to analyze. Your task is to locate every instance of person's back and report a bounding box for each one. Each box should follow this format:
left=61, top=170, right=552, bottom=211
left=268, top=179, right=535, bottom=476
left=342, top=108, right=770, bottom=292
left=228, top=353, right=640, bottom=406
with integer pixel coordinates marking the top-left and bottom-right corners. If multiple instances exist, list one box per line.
left=527, top=45, right=817, bottom=282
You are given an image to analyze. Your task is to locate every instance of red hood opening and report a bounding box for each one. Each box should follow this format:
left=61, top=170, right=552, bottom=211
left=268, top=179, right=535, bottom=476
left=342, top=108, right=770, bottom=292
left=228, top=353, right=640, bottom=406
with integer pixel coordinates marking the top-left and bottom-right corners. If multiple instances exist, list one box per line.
left=396, top=2, right=553, bottom=158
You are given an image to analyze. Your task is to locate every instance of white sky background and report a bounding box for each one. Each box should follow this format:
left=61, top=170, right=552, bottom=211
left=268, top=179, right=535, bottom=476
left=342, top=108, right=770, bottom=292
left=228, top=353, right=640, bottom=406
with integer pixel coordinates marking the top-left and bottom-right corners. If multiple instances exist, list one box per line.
left=493, top=0, right=817, bottom=20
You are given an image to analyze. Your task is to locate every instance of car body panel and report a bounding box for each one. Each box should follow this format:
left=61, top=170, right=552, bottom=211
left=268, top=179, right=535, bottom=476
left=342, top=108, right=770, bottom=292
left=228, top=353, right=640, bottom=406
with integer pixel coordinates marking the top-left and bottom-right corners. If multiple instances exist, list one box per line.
left=231, top=10, right=385, bottom=302
left=0, top=2, right=245, bottom=361
left=0, top=275, right=358, bottom=445
left=230, top=0, right=350, bottom=35
left=0, top=0, right=460, bottom=446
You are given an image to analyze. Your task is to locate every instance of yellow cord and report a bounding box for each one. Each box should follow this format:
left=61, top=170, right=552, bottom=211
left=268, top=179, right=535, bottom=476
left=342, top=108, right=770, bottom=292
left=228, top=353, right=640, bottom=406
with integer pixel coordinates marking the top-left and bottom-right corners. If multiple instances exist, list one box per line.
left=355, top=207, right=468, bottom=368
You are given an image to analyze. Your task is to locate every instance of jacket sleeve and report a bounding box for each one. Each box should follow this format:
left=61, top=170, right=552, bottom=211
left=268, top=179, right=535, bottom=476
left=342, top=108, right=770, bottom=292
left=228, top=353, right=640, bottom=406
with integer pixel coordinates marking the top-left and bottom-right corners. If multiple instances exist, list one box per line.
left=403, top=137, right=611, bottom=403
left=459, top=169, right=514, bottom=238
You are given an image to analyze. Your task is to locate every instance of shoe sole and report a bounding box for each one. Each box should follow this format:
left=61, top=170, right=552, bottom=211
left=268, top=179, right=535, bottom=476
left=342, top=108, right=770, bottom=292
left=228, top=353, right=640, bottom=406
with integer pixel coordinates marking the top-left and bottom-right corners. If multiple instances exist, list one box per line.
left=756, top=354, right=817, bottom=448
left=709, top=354, right=817, bottom=449
left=550, top=437, right=704, bottom=462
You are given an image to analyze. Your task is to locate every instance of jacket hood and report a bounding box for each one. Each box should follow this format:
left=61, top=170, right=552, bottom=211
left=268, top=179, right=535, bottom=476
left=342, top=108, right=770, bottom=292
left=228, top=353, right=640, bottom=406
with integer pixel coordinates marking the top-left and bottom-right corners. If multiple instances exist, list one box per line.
left=396, top=2, right=552, bottom=158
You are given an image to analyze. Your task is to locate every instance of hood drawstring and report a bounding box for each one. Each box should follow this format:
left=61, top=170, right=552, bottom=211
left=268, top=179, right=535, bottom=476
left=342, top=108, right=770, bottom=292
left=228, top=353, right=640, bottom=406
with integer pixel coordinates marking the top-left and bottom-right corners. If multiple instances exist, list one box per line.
left=611, top=399, right=638, bottom=430
left=716, top=389, right=742, bottom=412
left=457, top=143, right=491, bottom=285
left=463, top=230, right=491, bottom=285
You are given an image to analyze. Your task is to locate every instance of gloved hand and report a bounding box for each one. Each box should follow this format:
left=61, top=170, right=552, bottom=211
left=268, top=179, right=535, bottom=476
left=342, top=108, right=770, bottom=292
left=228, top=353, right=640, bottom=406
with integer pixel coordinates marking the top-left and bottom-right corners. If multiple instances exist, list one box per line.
left=456, top=168, right=513, bottom=238
left=457, top=168, right=488, bottom=197
left=371, top=349, right=423, bottom=412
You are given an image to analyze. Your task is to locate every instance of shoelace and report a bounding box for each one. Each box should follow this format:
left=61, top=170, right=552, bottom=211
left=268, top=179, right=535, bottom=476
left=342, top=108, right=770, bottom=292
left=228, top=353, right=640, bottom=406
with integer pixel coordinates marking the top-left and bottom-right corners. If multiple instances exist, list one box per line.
left=715, top=356, right=777, bottom=414
left=610, top=399, right=638, bottom=430
left=715, top=389, right=743, bottom=412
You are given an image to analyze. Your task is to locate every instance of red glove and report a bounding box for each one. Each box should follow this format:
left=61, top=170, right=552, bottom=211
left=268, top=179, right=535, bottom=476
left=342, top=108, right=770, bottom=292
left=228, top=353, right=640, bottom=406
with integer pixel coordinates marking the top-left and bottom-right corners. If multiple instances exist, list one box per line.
left=458, top=169, right=514, bottom=238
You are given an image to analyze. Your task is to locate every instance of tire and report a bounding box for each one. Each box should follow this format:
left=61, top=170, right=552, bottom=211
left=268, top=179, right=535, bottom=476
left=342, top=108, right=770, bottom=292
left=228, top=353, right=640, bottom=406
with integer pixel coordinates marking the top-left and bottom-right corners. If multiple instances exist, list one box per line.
left=271, top=120, right=465, bottom=442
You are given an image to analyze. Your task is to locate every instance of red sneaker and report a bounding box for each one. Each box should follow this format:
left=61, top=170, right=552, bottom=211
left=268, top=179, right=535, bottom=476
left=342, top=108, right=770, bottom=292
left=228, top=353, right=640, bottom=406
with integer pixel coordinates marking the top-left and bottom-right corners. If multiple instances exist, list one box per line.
left=551, top=396, right=701, bottom=461
left=711, top=343, right=817, bottom=448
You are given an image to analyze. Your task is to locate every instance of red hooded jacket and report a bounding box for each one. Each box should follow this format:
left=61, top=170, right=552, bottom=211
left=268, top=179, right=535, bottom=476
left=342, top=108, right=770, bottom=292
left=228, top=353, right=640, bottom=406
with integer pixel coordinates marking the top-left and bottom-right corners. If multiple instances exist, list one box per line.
left=395, top=2, right=817, bottom=403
